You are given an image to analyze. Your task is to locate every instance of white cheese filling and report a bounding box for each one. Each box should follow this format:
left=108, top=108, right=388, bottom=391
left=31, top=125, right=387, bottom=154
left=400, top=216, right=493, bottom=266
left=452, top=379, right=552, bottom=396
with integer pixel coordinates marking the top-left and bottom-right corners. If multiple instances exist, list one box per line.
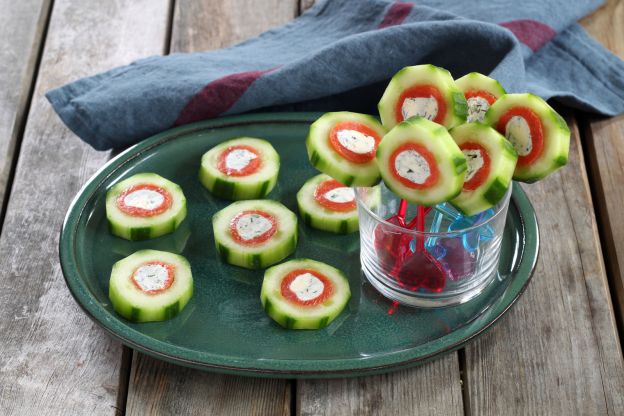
left=466, top=96, right=490, bottom=123
left=289, top=272, right=325, bottom=302
left=401, top=96, right=438, bottom=121
left=505, top=116, right=532, bottom=156
left=123, top=189, right=165, bottom=211
left=235, top=213, right=273, bottom=241
left=463, top=149, right=485, bottom=182
left=133, top=264, right=171, bottom=292
left=225, top=148, right=257, bottom=171
left=323, top=186, right=355, bottom=203
left=394, top=149, right=431, bottom=185
left=336, top=129, right=376, bottom=154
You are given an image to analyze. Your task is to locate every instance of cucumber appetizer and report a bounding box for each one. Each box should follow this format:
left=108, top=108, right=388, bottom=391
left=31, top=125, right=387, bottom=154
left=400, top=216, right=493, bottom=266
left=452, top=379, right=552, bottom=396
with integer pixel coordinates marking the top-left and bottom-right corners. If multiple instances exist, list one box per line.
left=109, top=250, right=193, bottom=323
left=260, top=259, right=351, bottom=329
left=199, top=137, right=279, bottom=200
left=213, top=200, right=297, bottom=269
left=376, top=116, right=467, bottom=206
left=106, top=173, right=187, bottom=241
left=297, top=174, right=359, bottom=234
left=306, top=112, right=385, bottom=186
left=484, top=93, right=570, bottom=182
left=449, top=123, right=518, bottom=216
left=455, top=72, right=506, bottom=123
left=378, top=64, right=467, bottom=130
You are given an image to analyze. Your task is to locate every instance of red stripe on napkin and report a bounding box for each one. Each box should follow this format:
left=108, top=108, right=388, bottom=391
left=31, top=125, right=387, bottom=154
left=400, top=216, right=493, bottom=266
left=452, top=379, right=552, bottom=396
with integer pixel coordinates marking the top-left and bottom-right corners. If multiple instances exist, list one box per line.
left=175, top=67, right=277, bottom=126
left=379, top=2, right=414, bottom=28
left=499, top=19, right=556, bottom=52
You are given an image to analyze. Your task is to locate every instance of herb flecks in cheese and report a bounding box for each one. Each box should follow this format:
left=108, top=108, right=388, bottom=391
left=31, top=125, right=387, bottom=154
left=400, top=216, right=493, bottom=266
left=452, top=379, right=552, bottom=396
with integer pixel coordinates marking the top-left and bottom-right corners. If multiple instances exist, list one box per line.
left=336, top=129, right=376, bottom=154
left=235, top=213, right=273, bottom=241
left=505, top=116, right=532, bottom=156
left=289, top=272, right=324, bottom=301
left=394, top=149, right=431, bottom=185
left=401, top=96, right=438, bottom=121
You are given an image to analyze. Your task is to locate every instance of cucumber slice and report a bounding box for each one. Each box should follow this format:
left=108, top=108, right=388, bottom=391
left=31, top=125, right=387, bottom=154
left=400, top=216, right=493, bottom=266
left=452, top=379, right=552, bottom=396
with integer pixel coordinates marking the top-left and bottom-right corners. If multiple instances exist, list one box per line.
left=260, top=258, right=351, bottom=329
left=455, top=72, right=506, bottom=123
left=376, top=116, right=467, bottom=206
left=212, top=200, right=298, bottom=269
left=106, top=173, right=187, bottom=241
left=449, top=123, right=518, bottom=215
left=378, top=64, right=467, bottom=130
left=108, top=249, right=193, bottom=323
left=199, top=137, right=279, bottom=200
left=306, top=112, right=386, bottom=186
left=484, top=93, right=570, bottom=182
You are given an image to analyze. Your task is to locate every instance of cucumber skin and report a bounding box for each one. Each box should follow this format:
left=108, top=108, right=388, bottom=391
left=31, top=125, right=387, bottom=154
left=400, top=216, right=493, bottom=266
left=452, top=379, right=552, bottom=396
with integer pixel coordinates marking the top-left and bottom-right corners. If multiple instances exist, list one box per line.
left=483, top=93, right=570, bottom=183
left=108, top=250, right=193, bottom=323
left=199, top=167, right=277, bottom=200
left=106, top=174, right=187, bottom=241
left=376, top=116, right=467, bottom=206
left=215, top=231, right=298, bottom=270
left=378, top=64, right=468, bottom=130
left=305, top=112, right=384, bottom=187
left=260, top=259, right=351, bottom=330
left=299, top=204, right=359, bottom=234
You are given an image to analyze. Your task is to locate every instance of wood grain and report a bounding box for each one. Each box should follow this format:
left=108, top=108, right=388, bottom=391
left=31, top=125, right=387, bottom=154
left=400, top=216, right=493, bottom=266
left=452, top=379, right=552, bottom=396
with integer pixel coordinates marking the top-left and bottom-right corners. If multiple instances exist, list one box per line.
left=0, top=0, right=170, bottom=415
left=298, top=359, right=463, bottom=416
left=171, top=0, right=298, bottom=52
left=463, top=116, right=624, bottom=415
left=580, top=0, right=624, bottom=332
left=0, top=0, right=51, bottom=219
left=125, top=1, right=298, bottom=415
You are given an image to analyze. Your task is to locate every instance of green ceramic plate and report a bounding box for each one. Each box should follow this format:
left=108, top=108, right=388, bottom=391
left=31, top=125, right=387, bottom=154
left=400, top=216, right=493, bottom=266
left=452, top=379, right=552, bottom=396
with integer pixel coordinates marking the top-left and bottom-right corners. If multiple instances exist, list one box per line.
left=60, top=113, right=538, bottom=378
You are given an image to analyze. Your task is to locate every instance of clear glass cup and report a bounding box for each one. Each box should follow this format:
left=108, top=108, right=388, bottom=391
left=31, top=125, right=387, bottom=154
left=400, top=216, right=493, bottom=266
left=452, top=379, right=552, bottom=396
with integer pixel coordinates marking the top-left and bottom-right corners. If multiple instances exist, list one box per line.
left=356, top=183, right=511, bottom=307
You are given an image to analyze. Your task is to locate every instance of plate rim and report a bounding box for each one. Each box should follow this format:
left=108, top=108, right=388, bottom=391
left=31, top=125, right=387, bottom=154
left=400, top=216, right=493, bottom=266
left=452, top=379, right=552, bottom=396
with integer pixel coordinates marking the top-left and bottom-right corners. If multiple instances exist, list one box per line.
left=59, top=112, right=539, bottom=378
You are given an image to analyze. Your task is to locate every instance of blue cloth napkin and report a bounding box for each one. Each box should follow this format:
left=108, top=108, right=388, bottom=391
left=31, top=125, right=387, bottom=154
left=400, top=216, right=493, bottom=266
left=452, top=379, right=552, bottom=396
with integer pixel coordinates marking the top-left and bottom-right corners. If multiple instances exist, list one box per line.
left=46, top=0, right=624, bottom=150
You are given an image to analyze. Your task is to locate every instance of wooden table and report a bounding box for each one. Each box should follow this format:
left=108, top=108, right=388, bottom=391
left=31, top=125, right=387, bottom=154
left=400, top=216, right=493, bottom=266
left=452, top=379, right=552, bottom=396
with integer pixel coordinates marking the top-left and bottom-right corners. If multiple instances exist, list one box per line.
left=1, top=1, right=623, bottom=414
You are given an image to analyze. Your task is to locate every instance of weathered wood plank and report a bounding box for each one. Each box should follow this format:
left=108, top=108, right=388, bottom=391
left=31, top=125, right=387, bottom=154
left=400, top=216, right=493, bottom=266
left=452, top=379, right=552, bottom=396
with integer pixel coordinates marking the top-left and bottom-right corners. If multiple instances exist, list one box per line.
left=298, top=359, right=464, bottom=416
left=0, top=0, right=51, bottom=220
left=0, top=0, right=170, bottom=415
left=126, top=1, right=297, bottom=415
left=170, top=0, right=298, bottom=52
left=464, top=116, right=624, bottom=415
left=580, top=0, right=624, bottom=333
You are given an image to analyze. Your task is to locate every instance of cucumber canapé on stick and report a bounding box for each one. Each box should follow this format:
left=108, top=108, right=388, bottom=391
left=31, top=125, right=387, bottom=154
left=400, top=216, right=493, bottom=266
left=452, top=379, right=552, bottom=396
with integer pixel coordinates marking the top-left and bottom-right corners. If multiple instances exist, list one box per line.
left=306, top=111, right=385, bottom=186
left=484, top=93, right=570, bottom=183
left=200, top=137, right=280, bottom=200
left=109, top=250, right=193, bottom=323
left=376, top=116, right=467, bottom=206
left=261, top=258, right=351, bottom=330
left=455, top=72, right=506, bottom=123
left=449, top=123, right=518, bottom=216
left=106, top=173, right=187, bottom=241
left=378, top=64, right=468, bottom=130
left=213, top=200, right=298, bottom=269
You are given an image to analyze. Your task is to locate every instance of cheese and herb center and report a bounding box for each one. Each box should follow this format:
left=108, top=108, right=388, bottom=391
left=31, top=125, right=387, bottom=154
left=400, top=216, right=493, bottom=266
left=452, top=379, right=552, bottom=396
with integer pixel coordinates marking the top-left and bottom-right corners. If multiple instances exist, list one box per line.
left=401, top=96, right=439, bottom=121
left=463, top=149, right=484, bottom=182
left=313, top=178, right=356, bottom=211
left=323, top=186, right=354, bottom=203
left=225, top=148, right=257, bottom=171
left=280, top=268, right=333, bottom=306
left=288, top=272, right=325, bottom=302
left=229, top=210, right=277, bottom=246
left=466, top=96, right=490, bottom=123
left=217, top=144, right=262, bottom=176
left=505, top=116, right=532, bottom=156
left=116, top=183, right=173, bottom=217
left=131, top=262, right=174, bottom=294
left=336, top=129, right=376, bottom=154
left=123, top=189, right=164, bottom=211
left=394, top=149, right=431, bottom=185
